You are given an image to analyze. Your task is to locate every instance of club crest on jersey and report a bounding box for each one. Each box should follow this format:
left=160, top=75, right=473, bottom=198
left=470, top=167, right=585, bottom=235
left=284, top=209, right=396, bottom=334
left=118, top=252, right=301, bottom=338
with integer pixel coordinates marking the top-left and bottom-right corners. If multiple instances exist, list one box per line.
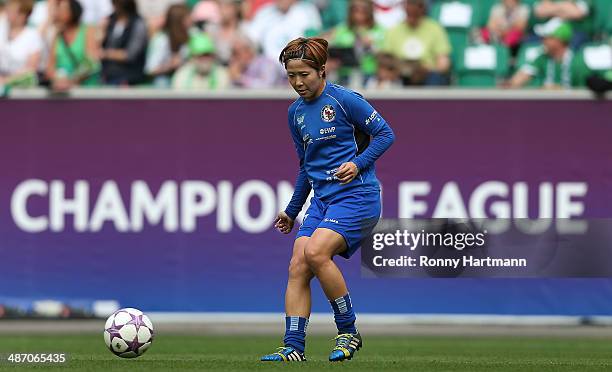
left=321, top=105, right=336, bottom=122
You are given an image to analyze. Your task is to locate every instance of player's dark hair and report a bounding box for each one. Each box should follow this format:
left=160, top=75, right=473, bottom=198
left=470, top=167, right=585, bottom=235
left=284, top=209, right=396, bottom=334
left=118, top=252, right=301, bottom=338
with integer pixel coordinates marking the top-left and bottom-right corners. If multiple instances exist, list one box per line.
left=279, top=37, right=329, bottom=78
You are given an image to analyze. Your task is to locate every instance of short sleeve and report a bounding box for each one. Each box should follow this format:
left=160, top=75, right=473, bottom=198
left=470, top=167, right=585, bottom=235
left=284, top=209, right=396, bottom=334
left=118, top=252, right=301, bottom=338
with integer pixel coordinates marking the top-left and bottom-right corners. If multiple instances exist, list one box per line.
left=432, top=22, right=451, bottom=57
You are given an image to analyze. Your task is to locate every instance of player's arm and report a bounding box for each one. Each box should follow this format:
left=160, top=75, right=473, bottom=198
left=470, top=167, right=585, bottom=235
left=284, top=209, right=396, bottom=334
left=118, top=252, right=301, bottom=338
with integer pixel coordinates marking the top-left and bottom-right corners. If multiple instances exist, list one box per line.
left=336, top=94, right=395, bottom=184
left=279, top=108, right=312, bottom=232
left=348, top=94, right=395, bottom=172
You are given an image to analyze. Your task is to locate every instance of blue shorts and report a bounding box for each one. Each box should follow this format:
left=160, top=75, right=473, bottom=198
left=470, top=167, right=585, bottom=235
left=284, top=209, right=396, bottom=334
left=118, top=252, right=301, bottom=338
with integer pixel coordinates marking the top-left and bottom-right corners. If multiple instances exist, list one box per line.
left=296, top=191, right=381, bottom=259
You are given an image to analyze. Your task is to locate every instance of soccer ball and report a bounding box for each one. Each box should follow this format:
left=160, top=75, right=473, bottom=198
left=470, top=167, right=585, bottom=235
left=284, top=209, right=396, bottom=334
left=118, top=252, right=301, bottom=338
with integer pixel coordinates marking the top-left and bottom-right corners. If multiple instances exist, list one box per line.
left=103, top=308, right=154, bottom=358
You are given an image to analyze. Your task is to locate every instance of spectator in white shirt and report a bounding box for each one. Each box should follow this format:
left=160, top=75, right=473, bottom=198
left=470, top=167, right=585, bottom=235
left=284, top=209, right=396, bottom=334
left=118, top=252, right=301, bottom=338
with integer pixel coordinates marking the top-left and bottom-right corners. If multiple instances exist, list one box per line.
left=78, top=0, right=113, bottom=25
left=0, top=0, right=42, bottom=86
left=31, top=0, right=112, bottom=26
left=245, top=0, right=322, bottom=60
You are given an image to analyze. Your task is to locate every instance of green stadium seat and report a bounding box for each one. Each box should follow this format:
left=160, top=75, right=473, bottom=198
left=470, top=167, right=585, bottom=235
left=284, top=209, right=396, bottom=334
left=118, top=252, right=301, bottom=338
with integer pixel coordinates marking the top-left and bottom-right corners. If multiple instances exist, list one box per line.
left=593, top=0, right=612, bottom=37
left=454, top=43, right=510, bottom=87
left=474, top=0, right=498, bottom=28
left=579, top=43, right=612, bottom=73
left=522, top=0, right=541, bottom=31
left=567, top=43, right=612, bottom=87
left=429, top=1, right=478, bottom=66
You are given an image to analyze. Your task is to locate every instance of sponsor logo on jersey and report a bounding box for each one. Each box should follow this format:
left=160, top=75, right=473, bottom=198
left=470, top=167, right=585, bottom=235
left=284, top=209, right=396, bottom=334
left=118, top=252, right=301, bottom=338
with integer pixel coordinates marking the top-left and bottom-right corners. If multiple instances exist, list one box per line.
left=297, top=114, right=305, bottom=125
left=320, top=127, right=336, bottom=135
left=365, top=111, right=379, bottom=126
left=324, top=218, right=339, bottom=224
left=321, top=105, right=336, bottom=122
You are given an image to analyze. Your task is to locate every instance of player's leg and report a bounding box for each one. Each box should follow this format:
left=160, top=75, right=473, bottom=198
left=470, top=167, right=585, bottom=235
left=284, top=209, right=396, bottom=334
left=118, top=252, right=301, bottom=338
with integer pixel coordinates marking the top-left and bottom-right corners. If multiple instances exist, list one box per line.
left=303, top=228, right=348, bottom=300
left=261, top=199, right=324, bottom=362
left=304, top=228, right=362, bottom=361
left=283, top=236, right=314, bottom=354
left=306, top=192, right=381, bottom=361
left=261, top=238, right=312, bottom=362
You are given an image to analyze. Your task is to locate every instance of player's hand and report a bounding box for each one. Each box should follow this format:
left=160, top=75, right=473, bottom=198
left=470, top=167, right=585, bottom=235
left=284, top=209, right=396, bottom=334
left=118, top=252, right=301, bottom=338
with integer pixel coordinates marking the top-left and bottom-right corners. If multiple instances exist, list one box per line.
left=274, top=211, right=294, bottom=234
left=335, top=162, right=359, bottom=185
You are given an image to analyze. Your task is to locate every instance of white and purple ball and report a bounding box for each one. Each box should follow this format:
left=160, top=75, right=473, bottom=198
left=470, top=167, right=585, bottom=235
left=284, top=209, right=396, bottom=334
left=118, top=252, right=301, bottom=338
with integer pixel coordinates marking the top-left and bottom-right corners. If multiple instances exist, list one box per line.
left=103, top=308, right=154, bottom=358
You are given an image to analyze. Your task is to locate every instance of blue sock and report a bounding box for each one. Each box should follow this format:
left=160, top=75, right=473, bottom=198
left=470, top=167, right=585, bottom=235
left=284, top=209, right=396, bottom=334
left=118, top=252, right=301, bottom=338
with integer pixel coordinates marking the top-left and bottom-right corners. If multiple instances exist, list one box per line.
left=283, top=316, right=308, bottom=353
left=330, top=293, right=357, bottom=334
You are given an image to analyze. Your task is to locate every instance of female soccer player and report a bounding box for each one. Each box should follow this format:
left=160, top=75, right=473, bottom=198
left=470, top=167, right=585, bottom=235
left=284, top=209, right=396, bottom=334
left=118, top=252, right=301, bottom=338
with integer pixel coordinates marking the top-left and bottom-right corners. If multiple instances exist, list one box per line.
left=260, top=37, right=395, bottom=362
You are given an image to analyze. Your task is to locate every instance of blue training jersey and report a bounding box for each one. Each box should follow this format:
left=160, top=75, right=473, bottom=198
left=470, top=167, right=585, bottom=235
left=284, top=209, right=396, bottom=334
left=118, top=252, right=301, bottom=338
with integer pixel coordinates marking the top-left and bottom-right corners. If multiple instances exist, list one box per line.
left=284, top=83, right=395, bottom=220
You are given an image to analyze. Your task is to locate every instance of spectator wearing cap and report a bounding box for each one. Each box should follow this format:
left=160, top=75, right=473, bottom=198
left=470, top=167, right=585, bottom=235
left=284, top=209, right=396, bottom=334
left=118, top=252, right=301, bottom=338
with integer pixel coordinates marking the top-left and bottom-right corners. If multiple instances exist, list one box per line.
left=508, top=19, right=589, bottom=88
left=100, top=0, right=148, bottom=85
left=0, top=0, right=42, bottom=87
left=245, top=0, right=322, bottom=60
left=145, top=4, right=191, bottom=88
left=533, top=0, right=593, bottom=49
left=46, top=0, right=100, bottom=91
left=381, top=0, right=451, bottom=85
left=228, top=34, right=285, bottom=88
left=172, top=32, right=230, bottom=90
left=482, top=0, right=529, bottom=52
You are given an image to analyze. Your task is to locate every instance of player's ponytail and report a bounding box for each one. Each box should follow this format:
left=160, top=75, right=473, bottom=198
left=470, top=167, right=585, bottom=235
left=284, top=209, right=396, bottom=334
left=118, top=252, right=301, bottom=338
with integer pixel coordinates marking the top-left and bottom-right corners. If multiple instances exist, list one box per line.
left=279, top=37, right=329, bottom=78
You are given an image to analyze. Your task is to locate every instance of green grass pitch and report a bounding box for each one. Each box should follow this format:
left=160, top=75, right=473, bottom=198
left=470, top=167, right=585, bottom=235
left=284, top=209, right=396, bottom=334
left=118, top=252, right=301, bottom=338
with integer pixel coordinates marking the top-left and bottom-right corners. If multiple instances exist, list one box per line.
left=1, top=334, right=611, bottom=371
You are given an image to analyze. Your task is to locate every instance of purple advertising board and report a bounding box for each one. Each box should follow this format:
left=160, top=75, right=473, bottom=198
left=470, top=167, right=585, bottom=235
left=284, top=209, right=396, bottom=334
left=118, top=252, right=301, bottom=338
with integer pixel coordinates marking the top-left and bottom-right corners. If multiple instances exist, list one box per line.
left=1, top=98, right=612, bottom=315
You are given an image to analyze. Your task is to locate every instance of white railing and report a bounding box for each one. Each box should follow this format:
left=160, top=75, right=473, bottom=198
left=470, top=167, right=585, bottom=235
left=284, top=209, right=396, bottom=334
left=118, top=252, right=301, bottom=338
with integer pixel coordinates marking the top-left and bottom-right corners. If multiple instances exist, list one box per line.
left=5, top=87, right=609, bottom=100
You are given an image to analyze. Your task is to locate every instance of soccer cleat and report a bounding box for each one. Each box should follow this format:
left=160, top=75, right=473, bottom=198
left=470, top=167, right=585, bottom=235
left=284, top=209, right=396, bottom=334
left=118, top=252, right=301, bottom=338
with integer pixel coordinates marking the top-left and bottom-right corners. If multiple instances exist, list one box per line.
left=328, top=332, right=362, bottom=362
left=260, top=346, right=306, bottom=362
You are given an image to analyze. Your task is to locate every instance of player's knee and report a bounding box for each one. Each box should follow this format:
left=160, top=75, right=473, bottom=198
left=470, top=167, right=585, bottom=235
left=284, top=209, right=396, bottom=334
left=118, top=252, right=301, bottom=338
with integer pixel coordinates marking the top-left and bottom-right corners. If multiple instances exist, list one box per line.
left=304, top=244, right=329, bottom=271
left=288, top=254, right=311, bottom=280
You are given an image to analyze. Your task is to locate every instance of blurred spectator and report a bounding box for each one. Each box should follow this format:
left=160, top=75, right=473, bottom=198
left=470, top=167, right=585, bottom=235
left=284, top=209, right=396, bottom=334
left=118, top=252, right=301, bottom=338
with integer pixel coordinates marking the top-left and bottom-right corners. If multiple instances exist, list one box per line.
left=241, top=0, right=274, bottom=20
left=100, top=0, right=148, bottom=85
left=136, top=0, right=184, bottom=34
left=508, top=20, right=588, bottom=88
left=0, top=0, right=42, bottom=87
left=327, top=0, right=385, bottom=86
left=172, top=32, right=230, bottom=89
left=381, top=0, right=451, bottom=85
left=210, top=0, right=247, bottom=65
left=533, top=0, right=593, bottom=49
left=191, top=0, right=221, bottom=33
left=373, top=0, right=405, bottom=29
left=245, top=0, right=322, bottom=60
left=32, top=0, right=59, bottom=78
left=145, top=4, right=190, bottom=87
left=46, top=0, right=100, bottom=91
left=365, top=52, right=402, bottom=89
left=73, top=0, right=113, bottom=26
left=482, top=0, right=529, bottom=51
left=30, top=0, right=112, bottom=27
left=228, top=34, right=285, bottom=88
